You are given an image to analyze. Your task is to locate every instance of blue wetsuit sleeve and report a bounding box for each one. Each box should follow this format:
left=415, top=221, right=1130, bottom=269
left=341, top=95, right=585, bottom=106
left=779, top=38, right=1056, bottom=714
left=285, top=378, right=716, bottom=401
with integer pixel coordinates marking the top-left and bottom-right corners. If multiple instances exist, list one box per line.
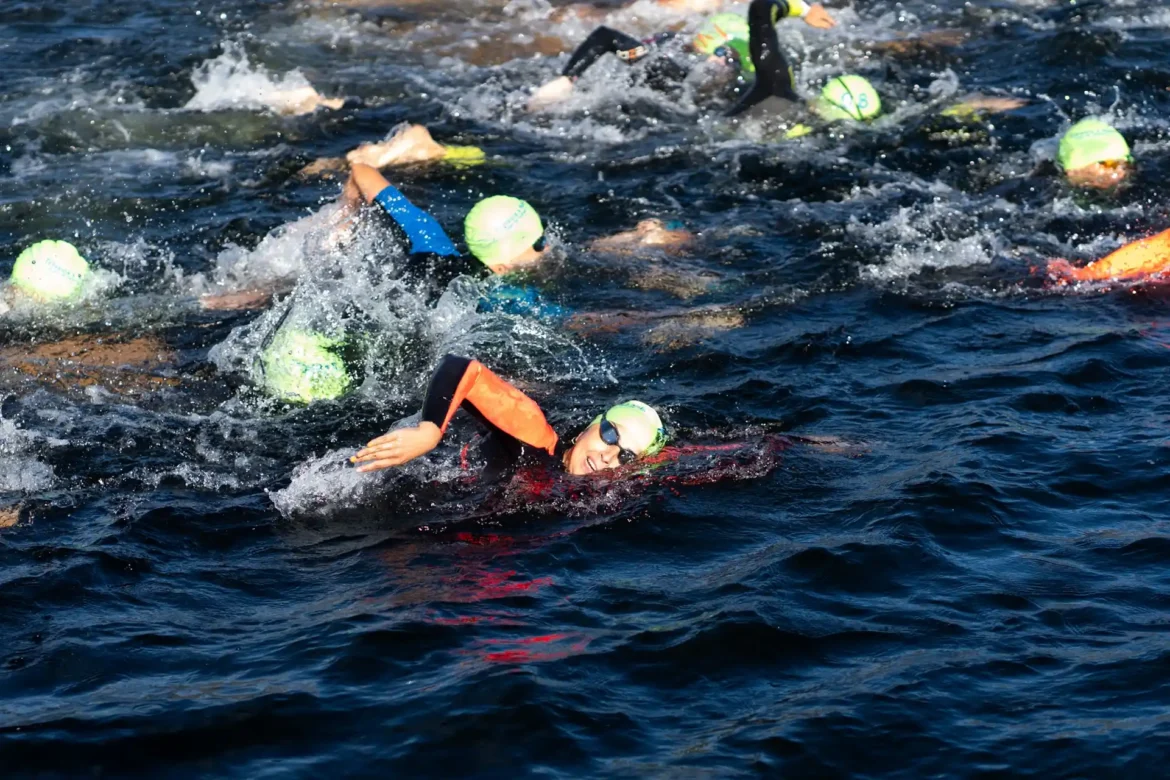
left=372, top=185, right=458, bottom=258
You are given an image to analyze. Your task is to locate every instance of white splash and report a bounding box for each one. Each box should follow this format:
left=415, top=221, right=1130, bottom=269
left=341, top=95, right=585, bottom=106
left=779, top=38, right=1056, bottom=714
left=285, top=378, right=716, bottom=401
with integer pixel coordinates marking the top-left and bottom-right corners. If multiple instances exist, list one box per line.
left=185, top=42, right=341, bottom=115
left=0, top=417, right=54, bottom=494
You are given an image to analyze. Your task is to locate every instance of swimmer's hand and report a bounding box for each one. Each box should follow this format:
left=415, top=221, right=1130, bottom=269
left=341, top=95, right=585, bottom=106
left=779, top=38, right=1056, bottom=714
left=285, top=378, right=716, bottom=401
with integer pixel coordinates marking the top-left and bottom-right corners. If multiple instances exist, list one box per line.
left=351, top=422, right=443, bottom=473
left=528, top=76, right=574, bottom=111
left=803, top=4, right=836, bottom=29
left=345, top=125, right=447, bottom=167
left=1044, top=258, right=1079, bottom=283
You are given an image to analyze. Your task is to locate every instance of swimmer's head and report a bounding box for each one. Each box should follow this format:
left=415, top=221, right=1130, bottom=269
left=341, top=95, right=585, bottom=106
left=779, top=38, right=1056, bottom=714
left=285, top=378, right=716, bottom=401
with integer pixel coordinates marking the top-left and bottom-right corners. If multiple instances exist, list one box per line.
left=565, top=400, right=666, bottom=476
left=813, top=75, right=882, bottom=122
left=259, top=326, right=353, bottom=404
left=464, top=196, right=547, bottom=274
left=1058, top=117, right=1133, bottom=190
left=694, top=14, right=753, bottom=74
left=10, top=240, right=91, bottom=303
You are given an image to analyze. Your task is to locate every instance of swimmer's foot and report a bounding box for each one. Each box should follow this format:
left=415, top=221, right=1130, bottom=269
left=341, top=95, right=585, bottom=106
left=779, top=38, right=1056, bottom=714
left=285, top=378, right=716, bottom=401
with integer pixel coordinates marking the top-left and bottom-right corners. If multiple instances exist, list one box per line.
left=346, top=124, right=447, bottom=168
left=0, top=505, right=20, bottom=529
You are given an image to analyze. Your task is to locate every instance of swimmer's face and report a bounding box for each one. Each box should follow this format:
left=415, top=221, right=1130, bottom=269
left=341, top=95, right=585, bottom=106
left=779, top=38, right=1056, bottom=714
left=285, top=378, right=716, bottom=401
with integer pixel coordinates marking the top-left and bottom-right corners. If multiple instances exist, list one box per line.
left=564, top=421, right=626, bottom=476
left=487, top=239, right=549, bottom=275
left=1066, top=160, right=1132, bottom=190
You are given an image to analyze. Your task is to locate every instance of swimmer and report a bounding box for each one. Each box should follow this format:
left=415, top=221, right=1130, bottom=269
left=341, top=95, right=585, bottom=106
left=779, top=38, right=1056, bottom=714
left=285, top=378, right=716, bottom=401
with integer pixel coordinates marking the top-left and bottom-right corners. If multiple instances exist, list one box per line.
left=1057, top=117, right=1133, bottom=190
left=1045, top=227, right=1170, bottom=283
left=1, top=240, right=92, bottom=313
left=339, top=161, right=697, bottom=282
left=1, top=239, right=273, bottom=315
left=351, top=353, right=667, bottom=476
left=332, top=164, right=730, bottom=351
left=528, top=1, right=835, bottom=112
left=255, top=322, right=357, bottom=404
left=729, top=1, right=1023, bottom=129
left=0, top=240, right=274, bottom=399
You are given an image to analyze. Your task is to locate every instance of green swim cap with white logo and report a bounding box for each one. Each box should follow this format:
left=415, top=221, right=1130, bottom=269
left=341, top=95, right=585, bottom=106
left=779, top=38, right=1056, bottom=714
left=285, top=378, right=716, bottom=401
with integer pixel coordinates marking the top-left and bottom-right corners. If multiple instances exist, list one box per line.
left=259, top=327, right=352, bottom=404
left=1057, top=117, right=1132, bottom=172
left=814, top=75, right=882, bottom=122
left=590, top=400, right=667, bottom=457
left=464, top=196, right=544, bottom=270
left=10, top=240, right=91, bottom=302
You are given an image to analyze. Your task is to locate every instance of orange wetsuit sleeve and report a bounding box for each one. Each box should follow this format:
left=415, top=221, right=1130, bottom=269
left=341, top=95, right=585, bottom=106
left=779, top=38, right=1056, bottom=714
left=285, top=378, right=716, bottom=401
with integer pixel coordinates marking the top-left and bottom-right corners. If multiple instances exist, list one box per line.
left=1069, top=227, right=1170, bottom=281
left=420, top=354, right=558, bottom=455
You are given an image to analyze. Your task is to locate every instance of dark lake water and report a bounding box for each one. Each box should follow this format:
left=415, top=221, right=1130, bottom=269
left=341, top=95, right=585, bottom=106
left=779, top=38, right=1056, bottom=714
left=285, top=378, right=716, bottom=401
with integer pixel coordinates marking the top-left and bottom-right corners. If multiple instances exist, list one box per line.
left=3, top=0, right=1170, bottom=775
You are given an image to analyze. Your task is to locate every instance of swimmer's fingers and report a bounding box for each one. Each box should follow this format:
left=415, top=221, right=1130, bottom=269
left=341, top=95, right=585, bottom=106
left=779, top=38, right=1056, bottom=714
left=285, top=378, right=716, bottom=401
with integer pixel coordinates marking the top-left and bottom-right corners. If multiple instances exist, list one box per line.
left=352, top=423, right=443, bottom=470
left=354, top=457, right=407, bottom=473
left=353, top=439, right=402, bottom=461
left=803, top=4, right=836, bottom=29
left=352, top=441, right=408, bottom=472
left=363, top=431, right=402, bottom=449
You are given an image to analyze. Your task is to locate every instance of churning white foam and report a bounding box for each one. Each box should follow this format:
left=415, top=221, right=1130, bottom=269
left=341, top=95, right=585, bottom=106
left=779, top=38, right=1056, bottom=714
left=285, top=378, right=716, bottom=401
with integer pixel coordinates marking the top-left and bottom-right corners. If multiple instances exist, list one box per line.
left=185, top=42, right=330, bottom=114
left=0, top=417, right=54, bottom=494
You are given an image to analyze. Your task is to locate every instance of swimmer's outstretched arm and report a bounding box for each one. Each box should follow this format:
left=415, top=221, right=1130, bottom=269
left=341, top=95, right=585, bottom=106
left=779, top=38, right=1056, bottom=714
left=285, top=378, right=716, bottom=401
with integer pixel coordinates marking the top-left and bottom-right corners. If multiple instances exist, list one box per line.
left=338, top=163, right=459, bottom=259
left=529, top=26, right=651, bottom=109
left=352, top=355, right=557, bottom=473
left=1046, top=227, right=1170, bottom=283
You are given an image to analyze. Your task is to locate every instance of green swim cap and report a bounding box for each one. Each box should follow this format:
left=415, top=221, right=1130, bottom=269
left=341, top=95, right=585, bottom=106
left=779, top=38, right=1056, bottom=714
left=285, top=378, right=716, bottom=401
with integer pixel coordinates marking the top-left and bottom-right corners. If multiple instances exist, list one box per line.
left=259, top=327, right=352, bottom=404
left=10, top=240, right=91, bottom=302
left=1057, top=117, right=1132, bottom=172
left=694, top=13, right=749, bottom=54
left=590, top=400, right=667, bottom=457
left=814, top=75, right=882, bottom=122
left=464, top=196, right=544, bottom=270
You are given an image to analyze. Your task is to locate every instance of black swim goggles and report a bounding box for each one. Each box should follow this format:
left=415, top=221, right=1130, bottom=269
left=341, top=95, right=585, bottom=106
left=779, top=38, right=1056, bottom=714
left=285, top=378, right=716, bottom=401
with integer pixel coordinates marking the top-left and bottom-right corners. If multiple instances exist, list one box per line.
left=599, top=412, right=639, bottom=465
left=532, top=234, right=546, bottom=252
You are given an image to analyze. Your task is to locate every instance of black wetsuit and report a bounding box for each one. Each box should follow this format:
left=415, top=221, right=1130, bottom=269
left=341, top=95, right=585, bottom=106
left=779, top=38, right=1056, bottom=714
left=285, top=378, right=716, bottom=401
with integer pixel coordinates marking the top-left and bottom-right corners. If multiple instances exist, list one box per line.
left=559, top=0, right=802, bottom=113
left=369, top=184, right=470, bottom=291
left=724, top=0, right=802, bottom=117
left=422, top=354, right=566, bottom=480
left=562, top=28, right=692, bottom=90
